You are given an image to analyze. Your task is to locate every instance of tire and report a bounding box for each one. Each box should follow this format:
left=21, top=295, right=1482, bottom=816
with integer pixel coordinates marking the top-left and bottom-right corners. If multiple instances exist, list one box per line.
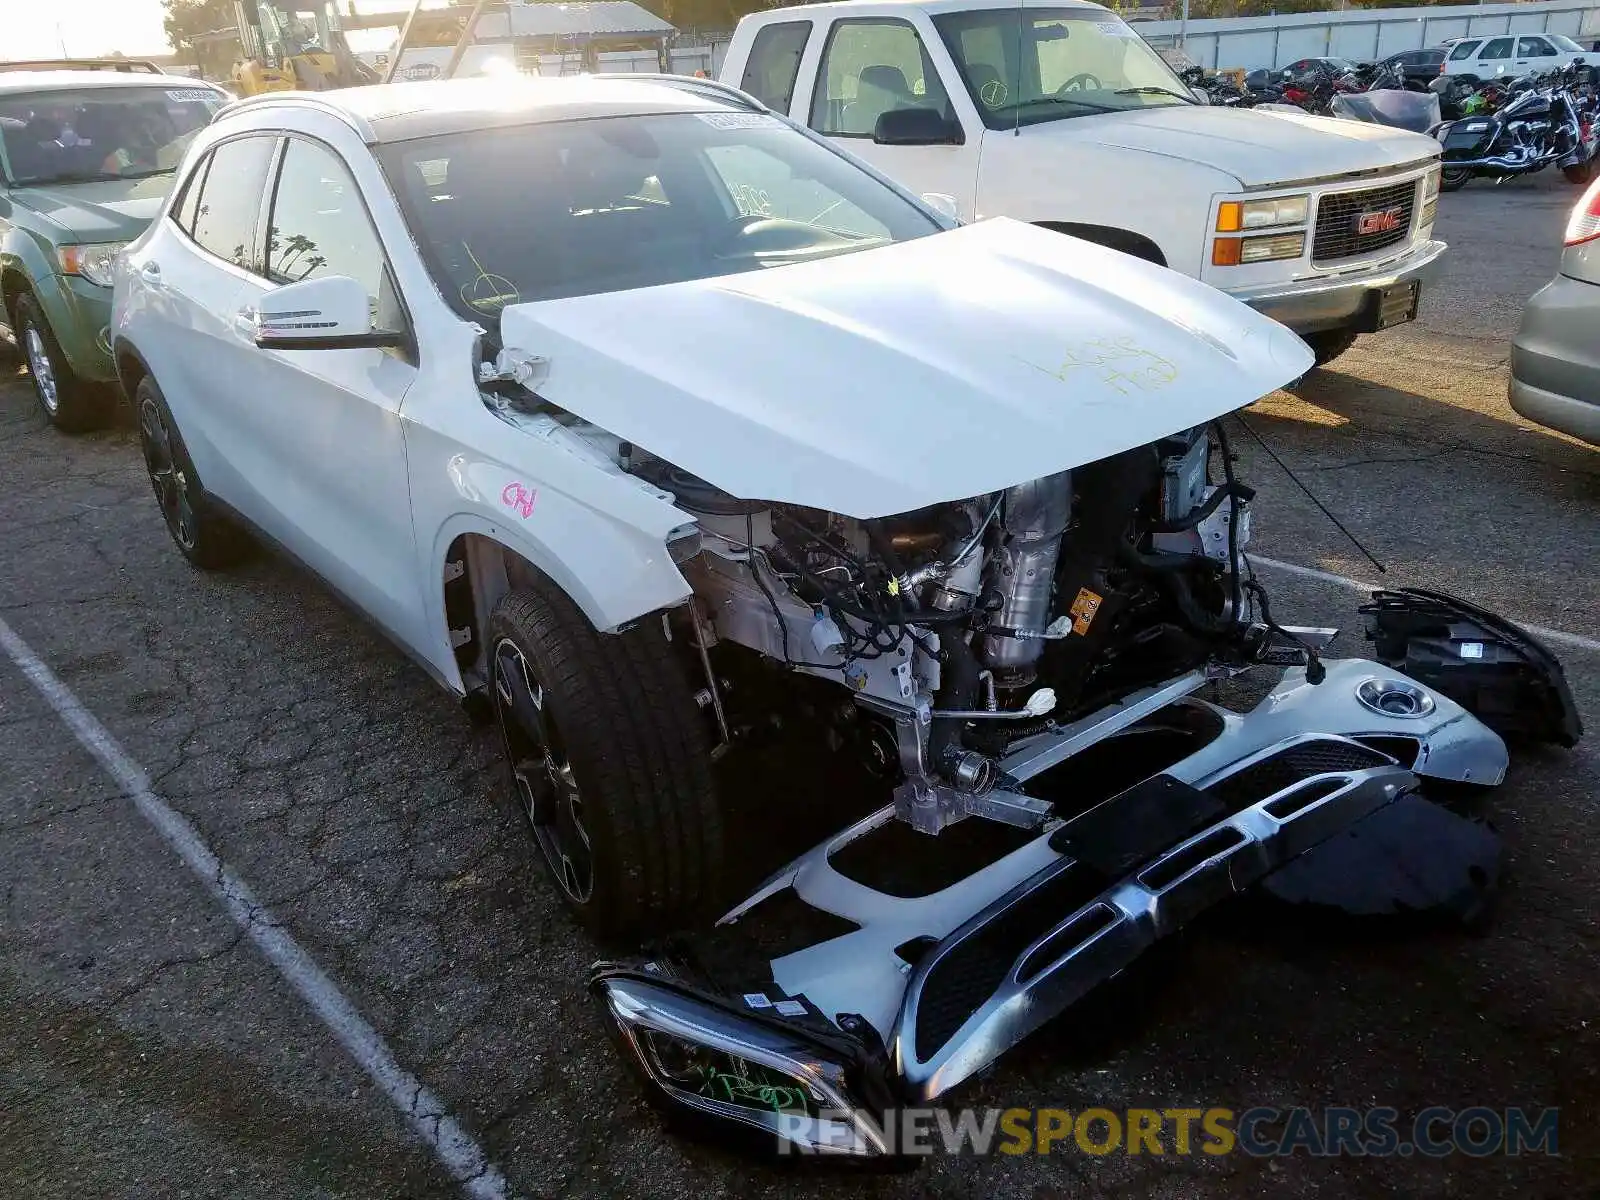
left=488, top=583, right=721, bottom=939
left=1440, top=166, right=1473, bottom=192
left=15, top=292, right=105, bottom=432
left=1563, top=160, right=1596, bottom=185
left=1304, top=329, right=1358, bottom=368
left=134, top=376, right=252, bottom=569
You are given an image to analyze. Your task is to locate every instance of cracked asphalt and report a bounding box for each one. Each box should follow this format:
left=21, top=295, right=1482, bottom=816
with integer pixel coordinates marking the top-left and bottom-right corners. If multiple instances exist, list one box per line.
left=2, top=172, right=1597, bottom=1200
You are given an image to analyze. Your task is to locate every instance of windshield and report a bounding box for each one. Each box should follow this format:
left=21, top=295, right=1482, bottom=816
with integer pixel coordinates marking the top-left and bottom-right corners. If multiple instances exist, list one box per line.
left=0, top=86, right=222, bottom=185
left=378, top=111, right=942, bottom=319
left=932, top=8, right=1193, bottom=130
left=1550, top=35, right=1586, bottom=53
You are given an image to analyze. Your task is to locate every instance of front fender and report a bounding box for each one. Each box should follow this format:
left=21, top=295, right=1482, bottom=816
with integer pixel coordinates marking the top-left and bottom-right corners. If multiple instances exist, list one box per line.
left=0, top=222, right=67, bottom=328
left=974, top=137, right=1233, bottom=278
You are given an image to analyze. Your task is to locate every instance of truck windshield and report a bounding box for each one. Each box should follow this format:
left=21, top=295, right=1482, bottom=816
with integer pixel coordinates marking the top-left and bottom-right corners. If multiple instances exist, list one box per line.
left=932, top=8, right=1194, bottom=130
left=0, top=86, right=223, bottom=185
left=378, top=111, right=943, bottom=318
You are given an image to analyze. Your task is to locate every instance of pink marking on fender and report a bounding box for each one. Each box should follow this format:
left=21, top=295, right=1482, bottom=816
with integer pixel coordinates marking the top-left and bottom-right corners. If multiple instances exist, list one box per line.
left=500, top=481, right=537, bottom=519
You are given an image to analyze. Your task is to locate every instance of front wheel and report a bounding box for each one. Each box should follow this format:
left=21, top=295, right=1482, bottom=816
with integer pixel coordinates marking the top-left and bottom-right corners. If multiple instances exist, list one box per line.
left=15, top=293, right=105, bottom=432
left=488, top=584, right=722, bottom=938
left=1440, top=166, right=1474, bottom=192
left=134, top=376, right=252, bottom=569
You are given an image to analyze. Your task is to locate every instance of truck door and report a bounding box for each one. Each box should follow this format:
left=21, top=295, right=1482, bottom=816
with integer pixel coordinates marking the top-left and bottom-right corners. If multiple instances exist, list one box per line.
left=797, top=16, right=982, bottom=218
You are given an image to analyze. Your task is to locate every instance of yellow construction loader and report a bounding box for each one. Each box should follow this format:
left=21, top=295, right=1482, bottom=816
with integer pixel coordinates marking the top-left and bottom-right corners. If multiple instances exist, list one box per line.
left=230, top=2, right=378, bottom=95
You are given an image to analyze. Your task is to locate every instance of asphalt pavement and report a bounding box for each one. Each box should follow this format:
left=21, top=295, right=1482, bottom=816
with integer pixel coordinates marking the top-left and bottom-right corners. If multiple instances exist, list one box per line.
left=1, top=172, right=1596, bottom=1200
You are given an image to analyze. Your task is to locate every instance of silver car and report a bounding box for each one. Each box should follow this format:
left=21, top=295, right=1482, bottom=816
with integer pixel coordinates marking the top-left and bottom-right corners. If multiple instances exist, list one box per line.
left=1510, top=178, right=1600, bottom=445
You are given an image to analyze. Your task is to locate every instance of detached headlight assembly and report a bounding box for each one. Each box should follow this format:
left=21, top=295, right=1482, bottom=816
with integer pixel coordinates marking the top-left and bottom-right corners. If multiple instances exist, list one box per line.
left=1217, top=194, right=1309, bottom=231
left=591, top=967, right=892, bottom=1159
left=58, top=243, right=128, bottom=289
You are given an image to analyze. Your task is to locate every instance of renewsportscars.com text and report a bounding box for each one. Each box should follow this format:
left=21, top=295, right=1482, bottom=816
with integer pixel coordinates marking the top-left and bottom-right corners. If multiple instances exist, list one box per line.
left=778, top=1105, right=1560, bottom=1158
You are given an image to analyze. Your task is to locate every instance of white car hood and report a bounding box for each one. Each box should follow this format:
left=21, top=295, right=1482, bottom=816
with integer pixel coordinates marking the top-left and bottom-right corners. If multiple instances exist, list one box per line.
left=498, top=218, right=1312, bottom=519
left=1028, top=105, right=1440, bottom=187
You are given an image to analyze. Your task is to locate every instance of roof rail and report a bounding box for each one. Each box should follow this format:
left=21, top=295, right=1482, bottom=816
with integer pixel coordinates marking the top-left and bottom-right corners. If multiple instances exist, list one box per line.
left=213, top=91, right=372, bottom=140
left=599, top=73, right=768, bottom=113
left=0, top=58, right=164, bottom=74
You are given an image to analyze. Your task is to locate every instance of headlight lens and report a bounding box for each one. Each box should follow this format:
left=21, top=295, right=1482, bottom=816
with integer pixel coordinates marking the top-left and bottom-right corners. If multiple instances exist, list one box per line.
left=1212, top=231, right=1306, bottom=266
left=1423, top=165, right=1442, bottom=201
left=58, top=243, right=128, bottom=289
left=1217, top=194, right=1310, bottom=232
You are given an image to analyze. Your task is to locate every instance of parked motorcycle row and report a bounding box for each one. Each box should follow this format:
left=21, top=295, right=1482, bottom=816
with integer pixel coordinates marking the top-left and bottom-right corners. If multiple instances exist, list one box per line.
left=1181, top=57, right=1600, bottom=189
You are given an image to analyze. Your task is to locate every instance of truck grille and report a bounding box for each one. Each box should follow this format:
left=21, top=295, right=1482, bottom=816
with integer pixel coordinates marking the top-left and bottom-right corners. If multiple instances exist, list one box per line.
left=1311, top=180, right=1418, bottom=265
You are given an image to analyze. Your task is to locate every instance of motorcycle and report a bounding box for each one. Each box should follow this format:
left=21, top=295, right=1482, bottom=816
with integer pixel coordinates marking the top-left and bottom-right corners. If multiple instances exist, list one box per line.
left=1432, top=61, right=1600, bottom=189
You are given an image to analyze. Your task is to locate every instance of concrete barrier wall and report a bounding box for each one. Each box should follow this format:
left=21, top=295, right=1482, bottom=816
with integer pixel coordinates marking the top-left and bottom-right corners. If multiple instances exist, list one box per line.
left=1132, top=0, right=1600, bottom=71
left=385, top=1, right=1598, bottom=82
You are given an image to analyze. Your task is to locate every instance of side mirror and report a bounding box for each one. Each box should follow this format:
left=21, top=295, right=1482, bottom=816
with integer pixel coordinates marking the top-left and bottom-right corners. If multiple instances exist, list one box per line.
left=873, top=107, right=962, bottom=146
left=252, top=274, right=405, bottom=351
left=920, top=191, right=960, bottom=221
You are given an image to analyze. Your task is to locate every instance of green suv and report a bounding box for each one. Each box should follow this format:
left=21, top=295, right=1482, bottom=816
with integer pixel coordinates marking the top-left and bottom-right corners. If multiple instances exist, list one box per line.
left=1, top=71, right=225, bottom=430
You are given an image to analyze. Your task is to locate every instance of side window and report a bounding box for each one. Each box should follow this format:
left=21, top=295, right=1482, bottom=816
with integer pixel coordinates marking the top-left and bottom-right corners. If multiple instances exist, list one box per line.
left=740, top=21, right=812, bottom=111
left=171, top=150, right=212, bottom=235
left=1480, top=38, right=1512, bottom=61
left=810, top=20, right=951, bottom=137
left=191, top=136, right=277, bottom=271
left=1449, top=41, right=1480, bottom=61
left=1518, top=37, right=1554, bottom=58
left=265, top=137, right=396, bottom=327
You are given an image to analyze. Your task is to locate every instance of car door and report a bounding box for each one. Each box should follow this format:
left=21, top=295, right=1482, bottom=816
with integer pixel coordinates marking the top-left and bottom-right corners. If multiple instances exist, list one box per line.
left=801, top=16, right=981, bottom=217
left=221, top=131, right=426, bottom=647
left=1478, top=37, right=1515, bottom=78
left=142, top=134, right=280, bottom=498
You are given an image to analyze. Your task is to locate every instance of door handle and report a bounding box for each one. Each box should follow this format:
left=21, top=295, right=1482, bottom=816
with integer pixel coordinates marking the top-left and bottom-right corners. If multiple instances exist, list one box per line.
left=140, top=261, right=162, bottom=285
left=232, top=306, right=259, bottom=339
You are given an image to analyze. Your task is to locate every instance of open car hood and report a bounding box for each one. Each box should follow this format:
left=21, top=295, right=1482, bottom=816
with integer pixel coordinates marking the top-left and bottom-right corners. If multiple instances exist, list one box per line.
left=498, top=218, right=1312, bottom=519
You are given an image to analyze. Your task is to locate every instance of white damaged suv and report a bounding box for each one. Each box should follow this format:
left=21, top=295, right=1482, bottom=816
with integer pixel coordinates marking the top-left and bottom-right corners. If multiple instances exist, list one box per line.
left=112, top=76, right=1567, bottom=1155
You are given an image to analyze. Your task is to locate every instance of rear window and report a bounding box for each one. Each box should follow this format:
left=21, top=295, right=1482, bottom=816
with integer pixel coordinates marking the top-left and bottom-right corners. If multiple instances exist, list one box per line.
left=1449, top=40, right=1481, bottom=61
left=740, top=21, right=812, bottom=111
left=1420, top=50, right=1446, bottom=65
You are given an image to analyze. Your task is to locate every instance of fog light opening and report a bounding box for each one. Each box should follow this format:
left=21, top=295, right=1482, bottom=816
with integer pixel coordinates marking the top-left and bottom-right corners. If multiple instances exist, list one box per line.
left=1356, top=678, right=1436, bottom=719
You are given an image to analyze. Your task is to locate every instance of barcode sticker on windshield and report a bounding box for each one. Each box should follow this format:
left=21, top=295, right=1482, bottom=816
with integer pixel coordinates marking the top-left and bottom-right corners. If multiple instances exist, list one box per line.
left=696, top=112, right=777, bottom=131
left=167, top=88, right=219, bottom=104
left=1097, top=21, right=1137, bottom=37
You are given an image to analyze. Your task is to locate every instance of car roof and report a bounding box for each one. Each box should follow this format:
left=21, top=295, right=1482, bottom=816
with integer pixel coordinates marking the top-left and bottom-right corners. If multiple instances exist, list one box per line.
left=0, top=70, right=218, bottom=99
left=216, top=75, right=747, bottom=143
left=754, top=0, right=1107, bottom=18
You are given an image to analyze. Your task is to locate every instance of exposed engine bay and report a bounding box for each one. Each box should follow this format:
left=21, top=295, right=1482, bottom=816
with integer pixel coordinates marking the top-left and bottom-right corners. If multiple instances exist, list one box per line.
left=633, top=423, right=1302, bottom=837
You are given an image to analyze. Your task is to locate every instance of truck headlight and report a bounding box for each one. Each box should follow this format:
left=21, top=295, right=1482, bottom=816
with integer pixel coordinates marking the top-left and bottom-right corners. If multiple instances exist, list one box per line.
left=1217, top=194, right=1309, bottom=231
left=58, top=243, right=128, bottom=289
left=1212, top=231, right=1306, bottom=266
left=1423, top=165, right=1442, bottom=201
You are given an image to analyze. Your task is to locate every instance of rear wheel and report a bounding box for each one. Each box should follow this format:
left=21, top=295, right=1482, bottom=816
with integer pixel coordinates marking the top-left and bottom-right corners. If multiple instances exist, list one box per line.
left=1562, top=160, right=1596, bottom=185
left=134, top=376, right=252, bottom=569
left=1440, top=166, right=1473, bottom=192
left=488, top=583, right=721, bottom=938
left=16, top=293, right=105, bottom=432
left=1304, top=329, right=1359, bottom=368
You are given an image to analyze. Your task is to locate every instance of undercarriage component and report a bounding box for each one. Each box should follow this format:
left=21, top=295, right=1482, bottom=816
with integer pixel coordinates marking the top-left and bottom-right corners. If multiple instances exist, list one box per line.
left=1361, top=587, right=1582, bottom=747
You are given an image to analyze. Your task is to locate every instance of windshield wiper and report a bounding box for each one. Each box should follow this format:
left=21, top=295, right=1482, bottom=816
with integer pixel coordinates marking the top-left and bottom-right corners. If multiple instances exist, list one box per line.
left=1113, top=86, right=1197, bottom=104
left=1005, top=94, right=1120, bottom=117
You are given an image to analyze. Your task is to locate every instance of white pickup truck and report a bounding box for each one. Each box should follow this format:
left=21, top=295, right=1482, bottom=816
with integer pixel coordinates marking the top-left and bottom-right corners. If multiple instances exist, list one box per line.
left=720, top=0, right=1447, bottom=365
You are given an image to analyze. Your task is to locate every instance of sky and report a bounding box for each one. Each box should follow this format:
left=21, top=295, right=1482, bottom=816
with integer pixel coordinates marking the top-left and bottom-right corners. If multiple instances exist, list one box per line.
left=4, top=0, right=438, bottom=60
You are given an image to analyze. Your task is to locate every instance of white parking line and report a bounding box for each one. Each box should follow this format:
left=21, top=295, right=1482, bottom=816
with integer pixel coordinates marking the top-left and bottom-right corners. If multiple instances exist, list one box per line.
left=1250, top=555, right=1600, bottom=656
left=0, top=616, right=509, bottom=1200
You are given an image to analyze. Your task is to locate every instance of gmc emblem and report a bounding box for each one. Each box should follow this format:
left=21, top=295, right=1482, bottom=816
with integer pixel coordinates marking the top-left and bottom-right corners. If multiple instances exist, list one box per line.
left=1355, top=206, right=1405, bottom=236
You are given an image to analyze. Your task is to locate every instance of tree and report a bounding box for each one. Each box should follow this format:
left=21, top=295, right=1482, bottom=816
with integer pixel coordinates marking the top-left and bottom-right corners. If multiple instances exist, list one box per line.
left=163, top=0, right=236, bottom=63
